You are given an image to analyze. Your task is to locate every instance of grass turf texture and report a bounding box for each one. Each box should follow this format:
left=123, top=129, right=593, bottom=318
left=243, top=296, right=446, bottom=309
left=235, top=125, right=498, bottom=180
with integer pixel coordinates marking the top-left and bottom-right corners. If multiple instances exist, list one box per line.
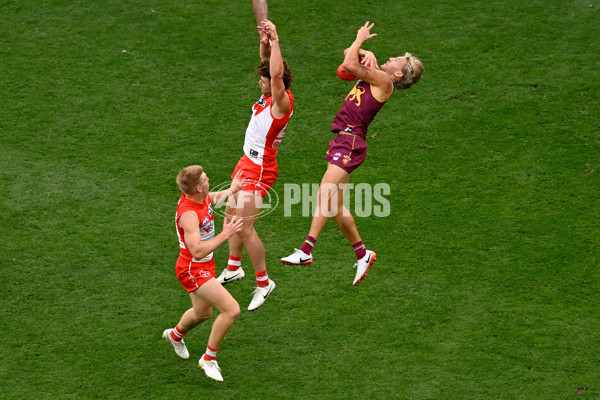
left=1, top=0, right=599, bottom=398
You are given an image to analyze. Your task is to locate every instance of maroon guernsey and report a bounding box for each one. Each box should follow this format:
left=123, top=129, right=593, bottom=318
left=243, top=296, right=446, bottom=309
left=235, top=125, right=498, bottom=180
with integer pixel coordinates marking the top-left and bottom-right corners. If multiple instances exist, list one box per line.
left=331, top=80, right=391, bottom=139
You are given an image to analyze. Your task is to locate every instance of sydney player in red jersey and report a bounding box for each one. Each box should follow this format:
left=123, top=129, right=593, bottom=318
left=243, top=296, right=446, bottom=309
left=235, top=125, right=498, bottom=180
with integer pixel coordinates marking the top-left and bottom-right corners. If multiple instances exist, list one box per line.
left=281, top=22, right=424, bottom=285
left=162, top=165, right=244, bottom=382
left=216, top=0, right=294, bottom=311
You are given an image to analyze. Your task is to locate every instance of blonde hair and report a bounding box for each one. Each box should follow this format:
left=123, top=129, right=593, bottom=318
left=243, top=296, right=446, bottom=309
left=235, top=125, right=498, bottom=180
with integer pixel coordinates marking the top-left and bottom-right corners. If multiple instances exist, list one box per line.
left=176, top=165, right=204, bottom=195
left=397, top=53, right=424, bottom=89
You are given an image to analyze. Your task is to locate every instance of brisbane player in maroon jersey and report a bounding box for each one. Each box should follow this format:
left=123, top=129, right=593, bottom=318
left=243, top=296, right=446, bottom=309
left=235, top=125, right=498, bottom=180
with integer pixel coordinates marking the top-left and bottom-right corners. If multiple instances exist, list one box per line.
left=281, top=22, right=424, bottom=286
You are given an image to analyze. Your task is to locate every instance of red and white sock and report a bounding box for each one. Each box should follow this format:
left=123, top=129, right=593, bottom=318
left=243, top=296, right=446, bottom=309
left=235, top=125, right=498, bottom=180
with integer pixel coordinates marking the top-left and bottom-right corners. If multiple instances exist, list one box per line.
left=203, top=345, right=218, bottom=361
left=170, top=325, right=186, bottom=342
left=227, top=255, right=242, bottom=271
left=256, top=270, right=269, bottom=288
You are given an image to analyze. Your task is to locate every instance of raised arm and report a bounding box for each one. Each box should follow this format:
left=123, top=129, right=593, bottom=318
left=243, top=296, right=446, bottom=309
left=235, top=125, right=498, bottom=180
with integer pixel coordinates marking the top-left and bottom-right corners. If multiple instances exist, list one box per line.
left=260, top=19, right=291, bottom=118
left=343, top=48, right=379, bottom=70
left=253, top=0, right=270, bottom=60
left=343, top=22, right=392, bottom=93
left=209, top=170, right=243, bottom=206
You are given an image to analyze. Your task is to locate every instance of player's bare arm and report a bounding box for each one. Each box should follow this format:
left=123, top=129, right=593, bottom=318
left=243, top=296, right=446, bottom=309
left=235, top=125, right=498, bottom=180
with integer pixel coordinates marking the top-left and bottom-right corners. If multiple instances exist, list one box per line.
left=343, top=22, right=394, bottom=99
left=260, top=19, right=291, bottom=118
left=253, top=0, right=270, bottom=59
left=209, top=170, right=243, bottom=206
left=343, top=48, right=379, bottom=70
left=180, top=211, right=243, bottom=260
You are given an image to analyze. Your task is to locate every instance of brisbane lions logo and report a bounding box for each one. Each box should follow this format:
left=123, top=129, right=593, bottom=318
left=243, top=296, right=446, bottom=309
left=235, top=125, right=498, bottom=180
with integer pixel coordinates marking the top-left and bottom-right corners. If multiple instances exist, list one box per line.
left=345, top=84, right=366, bottom=107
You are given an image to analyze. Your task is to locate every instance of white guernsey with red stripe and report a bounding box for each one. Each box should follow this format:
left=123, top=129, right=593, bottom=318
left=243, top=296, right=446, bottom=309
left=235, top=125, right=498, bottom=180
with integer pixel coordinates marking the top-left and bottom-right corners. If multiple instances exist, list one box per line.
left=243, top=91, right=294, bottom=166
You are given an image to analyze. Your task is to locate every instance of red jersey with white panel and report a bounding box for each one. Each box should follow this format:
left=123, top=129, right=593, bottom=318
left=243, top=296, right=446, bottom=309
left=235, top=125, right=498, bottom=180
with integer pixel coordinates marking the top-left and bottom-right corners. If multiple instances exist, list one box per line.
left=175, top=193, right=215, bottom=263
left=243, top=91, right=294, bottom=167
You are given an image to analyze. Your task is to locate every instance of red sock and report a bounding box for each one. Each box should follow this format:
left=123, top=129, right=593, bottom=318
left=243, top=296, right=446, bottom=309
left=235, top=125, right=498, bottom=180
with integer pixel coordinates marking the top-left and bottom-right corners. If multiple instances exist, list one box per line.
left=353, top=241, right=367, bottom=260
left=203, top=345, right=218, bottom=361
left=256, top=270, right=269, bottom=288
left=170, top=325, right=186, bottom=342
left=227, top=255, right=242, bottom=271
left=299, top=236, right=316, bottom=255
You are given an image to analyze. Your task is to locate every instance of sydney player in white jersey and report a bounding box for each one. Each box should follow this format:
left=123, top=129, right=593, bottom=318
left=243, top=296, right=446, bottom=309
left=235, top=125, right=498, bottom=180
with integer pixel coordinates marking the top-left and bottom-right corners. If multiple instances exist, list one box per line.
left=216, top=0, right=294, bottom=311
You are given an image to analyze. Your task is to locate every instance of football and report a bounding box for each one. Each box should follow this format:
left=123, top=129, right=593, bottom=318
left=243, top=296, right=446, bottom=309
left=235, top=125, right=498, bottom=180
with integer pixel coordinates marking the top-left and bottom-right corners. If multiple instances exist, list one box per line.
left=337, top=63, right=357, bottom=81
left=337, top=57, right=370, bottom=81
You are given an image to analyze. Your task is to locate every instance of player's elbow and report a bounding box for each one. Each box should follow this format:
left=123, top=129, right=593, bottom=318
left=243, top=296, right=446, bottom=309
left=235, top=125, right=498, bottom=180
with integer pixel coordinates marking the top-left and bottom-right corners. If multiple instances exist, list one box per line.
left=342, top=60, right=359, bottom=74
left=190, top=248, right=209, bottom=260
left=270, top=69, right=284, bottom=81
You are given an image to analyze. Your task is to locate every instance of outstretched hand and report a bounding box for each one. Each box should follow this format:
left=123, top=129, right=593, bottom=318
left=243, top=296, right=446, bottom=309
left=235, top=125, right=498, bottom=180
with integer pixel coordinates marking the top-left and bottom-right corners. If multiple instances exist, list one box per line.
left=361, top=50, right=379, bottom=70
left=230, top=169, right=244, bottom=193
left=356, top=21, right=377, bottom=42
left=258, top=22, right=269, bottom=44
left=258, top=19, right=278, bottom=42
left=222, top=215, right=243, bottom=238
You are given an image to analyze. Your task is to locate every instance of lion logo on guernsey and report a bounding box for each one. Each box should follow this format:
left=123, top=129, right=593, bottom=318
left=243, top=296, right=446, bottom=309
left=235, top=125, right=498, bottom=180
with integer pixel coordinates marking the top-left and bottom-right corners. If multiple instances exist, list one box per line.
left=346, top=84, right=366, bottom=107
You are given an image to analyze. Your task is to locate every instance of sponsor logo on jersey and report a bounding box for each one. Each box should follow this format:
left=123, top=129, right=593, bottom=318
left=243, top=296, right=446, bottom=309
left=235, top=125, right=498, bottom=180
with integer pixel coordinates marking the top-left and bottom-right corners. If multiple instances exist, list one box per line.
left=333, top=152, right=342, bottom=161
left=257, top=97, right=267, bottom=107
left=201, top=216, right=213, bottom=233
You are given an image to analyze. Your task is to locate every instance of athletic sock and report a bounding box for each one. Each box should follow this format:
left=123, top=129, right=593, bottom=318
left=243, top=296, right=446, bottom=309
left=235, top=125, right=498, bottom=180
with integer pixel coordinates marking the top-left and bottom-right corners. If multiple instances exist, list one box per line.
left=299, top=236, right=316, bottom=255
left=353, top=241, right=367, bottom=260
left=227, top=255, right=242, bottom=271
left=170, top=325, right=186, bottom=342
left=256, top=269, right=269, bottom=288
left=203, top=345, right=218, bottom=361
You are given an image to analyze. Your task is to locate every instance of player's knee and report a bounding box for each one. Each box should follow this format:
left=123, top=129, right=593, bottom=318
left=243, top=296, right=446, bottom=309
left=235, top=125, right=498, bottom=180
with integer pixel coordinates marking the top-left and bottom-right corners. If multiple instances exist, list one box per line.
left=238, top=224, right=256, bottom=239
left=227, top=301, right=241, bottom=321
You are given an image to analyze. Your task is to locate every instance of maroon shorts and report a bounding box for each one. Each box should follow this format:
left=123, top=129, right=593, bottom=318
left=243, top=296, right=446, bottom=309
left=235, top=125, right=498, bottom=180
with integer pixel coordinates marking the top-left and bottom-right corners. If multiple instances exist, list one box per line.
left=324, top=133, right=367, bottom=174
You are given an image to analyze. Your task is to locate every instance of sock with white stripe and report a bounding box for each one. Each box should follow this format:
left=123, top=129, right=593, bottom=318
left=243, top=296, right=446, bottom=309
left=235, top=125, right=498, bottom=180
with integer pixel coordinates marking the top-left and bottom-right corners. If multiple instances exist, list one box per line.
left=227, top=255, right=241, bottom=271
left=256, top=269, right=269, bottom=288
left=203, top=345, right=218, bottom=361
left=170, top=325, right=186, bottom=342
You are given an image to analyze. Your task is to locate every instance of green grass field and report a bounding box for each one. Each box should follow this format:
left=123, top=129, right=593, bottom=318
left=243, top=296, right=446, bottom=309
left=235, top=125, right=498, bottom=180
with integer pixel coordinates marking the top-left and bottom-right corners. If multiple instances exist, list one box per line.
left=1, top=0, right=599, bottom=398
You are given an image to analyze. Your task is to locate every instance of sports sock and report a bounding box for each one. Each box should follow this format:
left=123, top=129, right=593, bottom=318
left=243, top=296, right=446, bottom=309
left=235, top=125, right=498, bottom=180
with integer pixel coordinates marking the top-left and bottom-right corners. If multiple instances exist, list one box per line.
left=299, top=236, right=316, bottom=255
left=227, top=255, right=242, bottom=271
left=352, top=241, right=367, bottom=260
left=170, top=325, right=187, bottom=342
left=203, top=345, right=218, bottom=361
left=256, top=269, right=269, bottom=288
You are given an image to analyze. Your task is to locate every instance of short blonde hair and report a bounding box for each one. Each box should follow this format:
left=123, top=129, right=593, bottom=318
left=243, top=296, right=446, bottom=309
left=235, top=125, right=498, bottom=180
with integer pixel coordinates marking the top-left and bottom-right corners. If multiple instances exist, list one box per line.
left=397, top=53, right=424, bottom=89
left=176, top=165, right=204, bottom=195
